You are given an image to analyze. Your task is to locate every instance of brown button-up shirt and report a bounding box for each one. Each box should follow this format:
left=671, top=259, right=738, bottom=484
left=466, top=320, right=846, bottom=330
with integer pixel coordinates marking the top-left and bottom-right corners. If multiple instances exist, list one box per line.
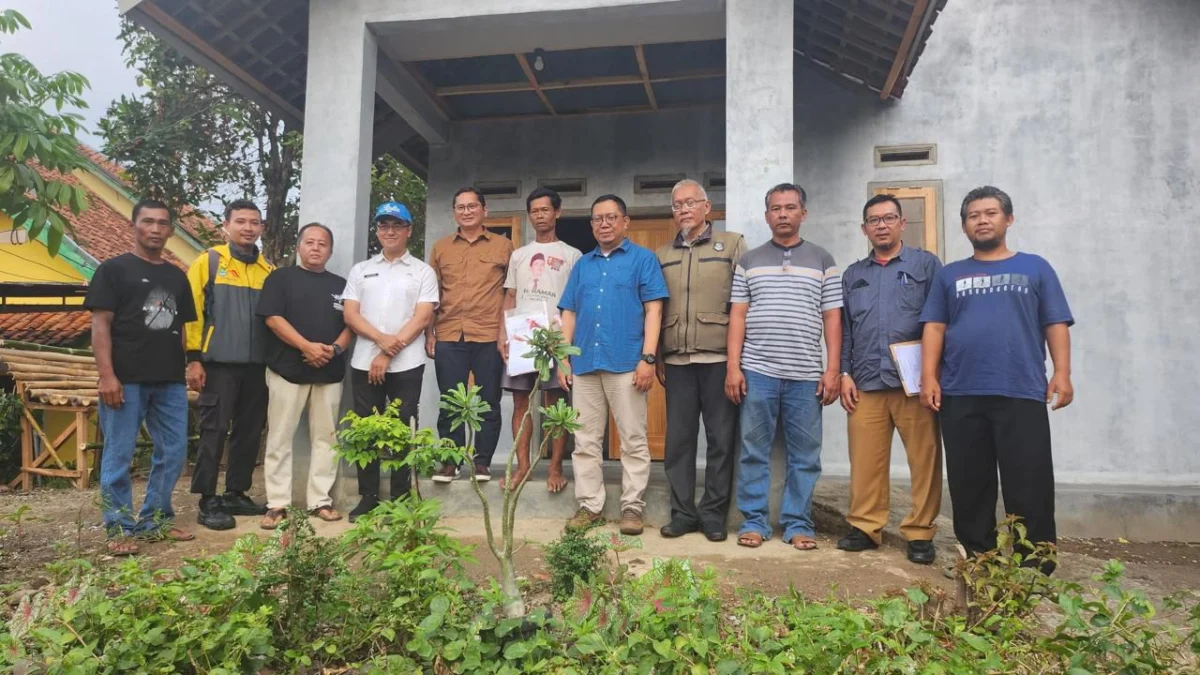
left=429, top=228, right=514, bottom=343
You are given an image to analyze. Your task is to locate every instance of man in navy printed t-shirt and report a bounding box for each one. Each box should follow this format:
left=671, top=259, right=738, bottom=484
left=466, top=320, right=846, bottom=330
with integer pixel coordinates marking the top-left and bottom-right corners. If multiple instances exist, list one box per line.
left=919, top=185, right=1074, bottom=572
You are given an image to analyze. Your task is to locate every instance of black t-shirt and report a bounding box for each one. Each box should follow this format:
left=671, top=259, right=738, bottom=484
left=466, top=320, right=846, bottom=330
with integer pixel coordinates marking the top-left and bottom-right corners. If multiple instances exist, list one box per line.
left=83, top=253, right=197, bottom=383
left=255, top=265, right=347, bottom=384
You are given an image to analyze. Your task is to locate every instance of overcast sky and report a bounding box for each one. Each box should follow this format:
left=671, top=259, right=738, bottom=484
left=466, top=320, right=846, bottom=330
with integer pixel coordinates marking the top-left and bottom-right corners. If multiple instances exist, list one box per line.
left=5, top=1, right=138, bottom=148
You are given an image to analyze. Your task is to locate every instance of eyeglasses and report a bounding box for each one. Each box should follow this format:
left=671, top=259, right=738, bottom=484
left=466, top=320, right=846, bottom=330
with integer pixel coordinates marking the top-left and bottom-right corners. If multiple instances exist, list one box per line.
left=865, top=213, right=901, bottom=227
left=453, top=203, right=482, bottom=213
left=376, top=222, right=410, bottom=231
left=590, top=213, right=623, bottom=226
left=671, top=198, right=707, bottom=212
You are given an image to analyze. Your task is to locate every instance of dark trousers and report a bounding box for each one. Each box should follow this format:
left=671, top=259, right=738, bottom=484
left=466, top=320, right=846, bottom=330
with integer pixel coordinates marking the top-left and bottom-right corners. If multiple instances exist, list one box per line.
left=351, top=365, right=424, bottom=498
left=435, top=340, right=503, bottom=467
left=664, top=362, right=738, bottom=529
left=941, top=395, right=1056, bottom=558
left=191, top=362, right=268, bottom=496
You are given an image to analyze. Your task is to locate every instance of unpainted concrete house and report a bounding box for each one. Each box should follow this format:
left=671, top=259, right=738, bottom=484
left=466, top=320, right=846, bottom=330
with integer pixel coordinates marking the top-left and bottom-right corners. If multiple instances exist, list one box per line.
left=119, top=0, right=1200, bottom=540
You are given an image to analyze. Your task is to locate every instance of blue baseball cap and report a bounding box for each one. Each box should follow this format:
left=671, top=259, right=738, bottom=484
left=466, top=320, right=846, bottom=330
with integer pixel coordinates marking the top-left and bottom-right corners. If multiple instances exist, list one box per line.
left=373, top=201, right=412, bottom=224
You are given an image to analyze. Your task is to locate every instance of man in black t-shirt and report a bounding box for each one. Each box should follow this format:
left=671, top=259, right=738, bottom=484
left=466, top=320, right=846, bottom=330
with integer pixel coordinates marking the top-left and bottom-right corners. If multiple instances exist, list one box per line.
left=255, top=223, right=352, bottom=528
left=84, top=199, right=198, bottom=555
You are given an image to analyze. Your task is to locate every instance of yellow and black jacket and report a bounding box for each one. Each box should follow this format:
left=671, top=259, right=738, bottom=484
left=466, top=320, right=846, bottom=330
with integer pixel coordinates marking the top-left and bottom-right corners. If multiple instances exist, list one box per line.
left=185, top=244, right=275, bottom=365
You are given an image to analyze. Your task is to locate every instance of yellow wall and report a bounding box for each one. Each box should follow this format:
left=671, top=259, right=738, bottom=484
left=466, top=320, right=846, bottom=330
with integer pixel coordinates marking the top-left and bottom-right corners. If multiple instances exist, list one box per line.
left=73, top=168, right=204, bottom=265
left=0, top=214, right=88, bottom=307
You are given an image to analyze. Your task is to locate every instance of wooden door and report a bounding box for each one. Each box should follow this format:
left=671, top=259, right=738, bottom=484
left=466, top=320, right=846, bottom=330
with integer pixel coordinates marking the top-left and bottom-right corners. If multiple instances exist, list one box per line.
left=608, top=217, right=675, bottom=461
left=484, top=214, right=522, bottom=246
left=870, top=185, right=940, bottom=257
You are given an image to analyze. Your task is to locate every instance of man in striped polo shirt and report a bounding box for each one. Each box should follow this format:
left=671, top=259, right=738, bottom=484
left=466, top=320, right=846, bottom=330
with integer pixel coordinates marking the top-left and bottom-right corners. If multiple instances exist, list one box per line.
left=727, top=183, right=843, bottom=551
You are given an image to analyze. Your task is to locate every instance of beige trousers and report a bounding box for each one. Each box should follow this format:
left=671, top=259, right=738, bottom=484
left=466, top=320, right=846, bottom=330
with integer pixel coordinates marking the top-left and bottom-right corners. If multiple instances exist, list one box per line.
left=846, top=388, right=942, bottom=544
left=572, top=371, right=650, bottom=515
left=264, top=368, right=341, bottom=510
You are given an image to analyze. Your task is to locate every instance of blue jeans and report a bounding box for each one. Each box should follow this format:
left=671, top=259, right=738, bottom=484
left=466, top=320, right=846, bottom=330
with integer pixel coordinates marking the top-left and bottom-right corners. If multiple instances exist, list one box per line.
left=98, top=382, right=189, bottom=537
left=736, top=370, right=823, bottom=542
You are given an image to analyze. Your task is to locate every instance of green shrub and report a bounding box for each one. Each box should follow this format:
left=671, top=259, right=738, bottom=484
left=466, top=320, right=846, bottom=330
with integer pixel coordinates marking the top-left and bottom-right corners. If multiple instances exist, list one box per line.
left=543, top=526, right=608, bottom=601
left=0, top=389, right=22, bottom=484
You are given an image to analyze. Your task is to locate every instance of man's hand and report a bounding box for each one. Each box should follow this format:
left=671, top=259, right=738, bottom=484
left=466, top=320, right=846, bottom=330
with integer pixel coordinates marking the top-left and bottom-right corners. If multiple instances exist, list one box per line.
left=633, top=361, right=654, bottom=393
left=655, top=361, right=666, bottom=387
left=557, top=358, right=573, bottom=390
left=920, top=376, right=941, bottom=412
left=98, top=373, right=124, bottom=408
left=840, top=374, right=860, bottom=413
left=1047, top=371, right=1074, bottom=410
left=499, top=336, right=509, bottom=362
left=377, top=334, right=403, bottom=357
left=817, top=369, right=840, bottom=406
left=301, top=341, right=333, bottom=367
left=725, top=366, right=746, bottom=405
left=425, top=333, right=437, bottom=359
left=186, top=361, right=206, bottom=392
left=368, top=352, right=390, bottom=385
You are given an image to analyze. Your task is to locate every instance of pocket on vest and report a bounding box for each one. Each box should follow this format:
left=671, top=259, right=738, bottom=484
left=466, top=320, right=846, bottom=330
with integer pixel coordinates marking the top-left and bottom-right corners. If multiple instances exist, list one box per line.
left=662, top=313, right=681, bottom=354
left=694, top=312, right=730, bottom=351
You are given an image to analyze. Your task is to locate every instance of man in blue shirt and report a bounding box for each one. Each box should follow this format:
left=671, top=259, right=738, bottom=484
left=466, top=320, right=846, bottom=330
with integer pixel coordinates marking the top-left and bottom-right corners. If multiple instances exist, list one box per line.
left=558, top=194, right=668, bottom=536
left=838, top=194, right=943, bottom=565
left=920, top=186, right=1074, bottom=571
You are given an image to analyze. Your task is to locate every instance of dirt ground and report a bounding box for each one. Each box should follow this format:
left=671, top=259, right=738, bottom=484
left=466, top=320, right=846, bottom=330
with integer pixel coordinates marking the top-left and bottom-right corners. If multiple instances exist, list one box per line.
left=3, top=477, right=1200, bottom=611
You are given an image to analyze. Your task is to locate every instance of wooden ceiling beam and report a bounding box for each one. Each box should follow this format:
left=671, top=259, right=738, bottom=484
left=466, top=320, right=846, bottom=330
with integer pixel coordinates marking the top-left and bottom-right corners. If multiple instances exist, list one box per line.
left=514, top=53, right=556, bottom=115
left=634, top=45, right=658, bottom=111
left=879, top=0, right=927, bottom=99
left=435, top=68, right=725, bottom=97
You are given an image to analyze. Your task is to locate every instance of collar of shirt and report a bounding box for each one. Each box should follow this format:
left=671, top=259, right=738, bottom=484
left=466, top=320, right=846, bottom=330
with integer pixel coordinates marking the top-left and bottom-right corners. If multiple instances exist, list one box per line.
left=768, top=238, right=805, bottom=251
left=453, top=227, right=494, bottom=243
left=370, top=250, right=412, bottom=266
left=673, top=222, right=713, bottom=249
left=866, top=243, right=907, bottom=267
left=587, top=237, right=631, bottom=258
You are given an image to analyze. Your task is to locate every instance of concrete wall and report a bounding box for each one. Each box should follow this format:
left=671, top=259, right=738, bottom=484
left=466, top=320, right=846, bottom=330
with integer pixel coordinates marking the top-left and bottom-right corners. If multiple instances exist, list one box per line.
left=792, top=0, right=1200, bottom=492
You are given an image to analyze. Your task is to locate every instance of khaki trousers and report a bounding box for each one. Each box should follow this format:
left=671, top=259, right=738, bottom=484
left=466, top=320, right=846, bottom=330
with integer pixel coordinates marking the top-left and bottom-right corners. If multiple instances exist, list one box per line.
left=846, top=388, right=942, bottom=544
left=572, top=371, right=650, bottom=515
left=264, top=368, right=342, bottom=510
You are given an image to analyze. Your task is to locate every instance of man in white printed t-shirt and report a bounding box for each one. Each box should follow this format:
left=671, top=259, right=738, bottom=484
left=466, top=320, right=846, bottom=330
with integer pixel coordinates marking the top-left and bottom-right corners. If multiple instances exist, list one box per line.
left=498, top=188, right=582, bottom=493
left=342, top=202, right=439, bottom=522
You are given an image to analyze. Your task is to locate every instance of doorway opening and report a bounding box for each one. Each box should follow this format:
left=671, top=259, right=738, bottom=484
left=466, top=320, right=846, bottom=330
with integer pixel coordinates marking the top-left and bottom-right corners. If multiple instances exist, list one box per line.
left=557, top=216, right=596, bottom=255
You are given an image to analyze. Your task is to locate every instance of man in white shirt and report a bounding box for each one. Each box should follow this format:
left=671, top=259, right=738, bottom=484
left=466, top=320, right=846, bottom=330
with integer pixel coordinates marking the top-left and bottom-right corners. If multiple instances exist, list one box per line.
left=342, top=202, right=439, bottom=521
left=498, top=188, right=582, bottom=493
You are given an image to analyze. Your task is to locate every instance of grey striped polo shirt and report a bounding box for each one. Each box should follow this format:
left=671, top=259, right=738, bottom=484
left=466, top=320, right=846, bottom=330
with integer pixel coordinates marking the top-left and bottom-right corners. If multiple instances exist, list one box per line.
left=731, top=239, right=843, bottom=381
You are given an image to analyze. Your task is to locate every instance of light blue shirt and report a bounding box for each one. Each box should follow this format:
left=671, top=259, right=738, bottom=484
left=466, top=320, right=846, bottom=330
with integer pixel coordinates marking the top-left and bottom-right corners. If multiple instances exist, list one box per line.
left=559, top=238, right=669, bottom=375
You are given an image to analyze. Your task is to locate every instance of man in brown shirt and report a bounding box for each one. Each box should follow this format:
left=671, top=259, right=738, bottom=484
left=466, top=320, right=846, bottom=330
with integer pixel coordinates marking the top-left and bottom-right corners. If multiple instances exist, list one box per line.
left=426, top=186, right=514, bottom=482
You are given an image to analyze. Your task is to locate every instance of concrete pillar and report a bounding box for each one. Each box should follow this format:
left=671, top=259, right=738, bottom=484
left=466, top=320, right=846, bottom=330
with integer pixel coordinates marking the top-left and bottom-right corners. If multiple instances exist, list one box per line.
left=724, top=0, right=794, bottom=248
left=293, top=2, right=376, bottom=509
left=298, top=0, right=376, bottom=275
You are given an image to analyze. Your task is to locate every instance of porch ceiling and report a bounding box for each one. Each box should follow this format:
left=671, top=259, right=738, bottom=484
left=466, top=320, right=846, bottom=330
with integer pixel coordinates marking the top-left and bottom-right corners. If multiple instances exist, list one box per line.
left=122, top=0, right=948, bottom=173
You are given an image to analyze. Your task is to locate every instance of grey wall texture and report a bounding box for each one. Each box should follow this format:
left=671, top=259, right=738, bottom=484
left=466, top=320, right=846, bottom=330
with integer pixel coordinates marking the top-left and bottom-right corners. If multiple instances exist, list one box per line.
left=421, top=0, right=1200, bottom=496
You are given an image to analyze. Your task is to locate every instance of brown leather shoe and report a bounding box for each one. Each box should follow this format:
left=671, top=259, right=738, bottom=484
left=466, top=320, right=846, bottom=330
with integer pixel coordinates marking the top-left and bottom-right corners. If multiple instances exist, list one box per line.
left=619, top=509, right=644, bottom=536
left=566, top=508, right=603, bottom=531
left=260, top=508, right=287, bottom=530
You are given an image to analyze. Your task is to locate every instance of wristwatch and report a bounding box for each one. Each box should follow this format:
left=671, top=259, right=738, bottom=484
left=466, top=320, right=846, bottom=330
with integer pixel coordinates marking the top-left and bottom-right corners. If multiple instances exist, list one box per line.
left=642, top=354, right=657, bottom=365
left=332, top=344, right=344, bottom=356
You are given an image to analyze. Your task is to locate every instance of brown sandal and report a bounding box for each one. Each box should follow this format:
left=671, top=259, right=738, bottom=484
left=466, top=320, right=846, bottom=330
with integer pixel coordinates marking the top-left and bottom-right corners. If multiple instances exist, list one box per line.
left=789, top=535, right=818, bottom=551
left=309, top=506, right=342, bottom=522
left=106, top=538, right=139, bottom=556
left=737, top=532, right=765, bottom=548
left=261, top=508, right=287, bottom=530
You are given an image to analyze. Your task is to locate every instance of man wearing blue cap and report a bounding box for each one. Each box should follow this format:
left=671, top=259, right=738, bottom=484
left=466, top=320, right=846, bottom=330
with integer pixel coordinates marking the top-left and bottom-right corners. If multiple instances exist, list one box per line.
left=342, top=202, right=439, bottom=521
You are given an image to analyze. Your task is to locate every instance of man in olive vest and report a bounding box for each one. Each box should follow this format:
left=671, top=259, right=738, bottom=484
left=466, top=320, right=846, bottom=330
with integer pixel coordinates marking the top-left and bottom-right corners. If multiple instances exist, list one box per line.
left=655, top=179, right=746, bottom=541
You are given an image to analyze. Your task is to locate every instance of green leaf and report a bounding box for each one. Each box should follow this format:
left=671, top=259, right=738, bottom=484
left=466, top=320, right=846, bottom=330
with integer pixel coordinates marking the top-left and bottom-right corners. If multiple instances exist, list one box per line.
left=46, top=218, right=63, bottom=257
left=959, top=632, right=991, bottom=653
left=503, top=641, right=530, bottom=660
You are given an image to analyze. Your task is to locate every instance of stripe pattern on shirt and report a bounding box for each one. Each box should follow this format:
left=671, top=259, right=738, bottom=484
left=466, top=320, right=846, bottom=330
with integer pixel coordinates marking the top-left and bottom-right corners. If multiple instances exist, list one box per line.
left=731, top=240, right=842, bottom=381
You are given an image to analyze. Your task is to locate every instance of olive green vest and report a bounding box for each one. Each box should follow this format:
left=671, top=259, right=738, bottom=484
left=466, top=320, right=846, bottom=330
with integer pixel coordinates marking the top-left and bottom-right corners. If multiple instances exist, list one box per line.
left=655, top=227, right=745, bottom=356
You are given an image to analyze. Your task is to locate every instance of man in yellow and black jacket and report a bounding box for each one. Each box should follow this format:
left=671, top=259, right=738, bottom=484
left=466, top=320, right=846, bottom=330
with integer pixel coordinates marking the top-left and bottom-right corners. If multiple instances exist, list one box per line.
left=185, top=200, right=275, bottom=530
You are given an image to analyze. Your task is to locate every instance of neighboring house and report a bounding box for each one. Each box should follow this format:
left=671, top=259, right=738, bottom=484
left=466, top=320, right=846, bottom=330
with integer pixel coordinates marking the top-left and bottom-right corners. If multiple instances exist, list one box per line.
left=0, top=144, right=220, bottom=346
left=119, top=0, right=1200, bottom=539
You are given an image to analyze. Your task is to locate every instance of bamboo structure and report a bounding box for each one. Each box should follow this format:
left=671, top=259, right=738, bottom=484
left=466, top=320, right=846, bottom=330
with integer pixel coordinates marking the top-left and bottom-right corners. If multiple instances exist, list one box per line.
left=0, top=341, right=196, bottom=491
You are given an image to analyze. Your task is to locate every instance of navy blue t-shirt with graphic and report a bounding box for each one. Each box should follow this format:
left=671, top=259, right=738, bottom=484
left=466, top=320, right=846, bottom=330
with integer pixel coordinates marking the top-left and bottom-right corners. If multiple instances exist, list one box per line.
left=919, top=252, right=1074, bottom=401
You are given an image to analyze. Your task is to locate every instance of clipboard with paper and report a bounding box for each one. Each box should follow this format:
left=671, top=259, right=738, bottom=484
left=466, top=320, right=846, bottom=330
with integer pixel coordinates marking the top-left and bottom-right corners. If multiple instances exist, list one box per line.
left=505, top=302, right=551, bottom=377
left=888, top=340, right=923, bottom=397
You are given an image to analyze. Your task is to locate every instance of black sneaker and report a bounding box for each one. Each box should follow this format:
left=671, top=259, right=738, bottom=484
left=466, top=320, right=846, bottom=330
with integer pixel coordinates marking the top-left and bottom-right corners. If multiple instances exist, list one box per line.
left=659, top=520, right=700, bottom=538
left=907, top=539, right=936, bottom=565
left=222, top=491, right=267, bottom=516
left=197, top=495, right=235, bottom=531
left=836, top=527, right=879, bottom=552
left=348, top=496, right=379, bottom=523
